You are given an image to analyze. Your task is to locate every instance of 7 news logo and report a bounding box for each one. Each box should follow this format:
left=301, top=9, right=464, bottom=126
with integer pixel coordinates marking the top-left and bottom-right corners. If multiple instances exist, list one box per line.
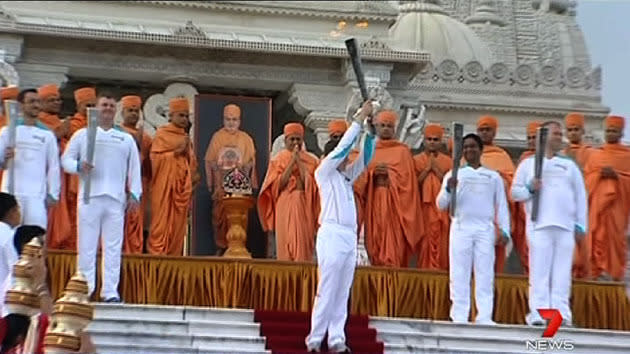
left=525, top=309, right=575, bottom=351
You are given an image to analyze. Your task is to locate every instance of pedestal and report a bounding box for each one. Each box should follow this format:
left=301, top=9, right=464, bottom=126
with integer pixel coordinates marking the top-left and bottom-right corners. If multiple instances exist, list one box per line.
left=222, top=195, right=255, bottom=258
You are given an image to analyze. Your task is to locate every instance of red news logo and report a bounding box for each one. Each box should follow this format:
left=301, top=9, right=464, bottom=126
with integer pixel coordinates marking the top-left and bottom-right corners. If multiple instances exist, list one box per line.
left=525, top=309, right=575, bottom=351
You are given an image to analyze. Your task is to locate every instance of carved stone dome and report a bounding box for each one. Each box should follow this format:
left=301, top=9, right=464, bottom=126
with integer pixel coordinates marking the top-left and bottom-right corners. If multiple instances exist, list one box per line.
left=389, top=0, right=492, bottom=67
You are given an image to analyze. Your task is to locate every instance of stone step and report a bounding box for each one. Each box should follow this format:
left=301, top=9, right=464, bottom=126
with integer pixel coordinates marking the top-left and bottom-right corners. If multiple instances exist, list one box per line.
left=377, top=327, right=630, bottom=354
left=385, top=343, right=525, bottom=354
left=95, top=342, right=270, bottom=354
left=92, top=303, right=255, bottom=323
left=371, top=317, right=630, bottom=345
left=88, top=317, right=261, bottom=336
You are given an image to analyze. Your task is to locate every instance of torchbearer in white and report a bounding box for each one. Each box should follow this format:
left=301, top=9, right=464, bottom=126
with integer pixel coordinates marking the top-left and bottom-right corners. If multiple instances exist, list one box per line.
left=62, top=93, right=142, bottom=302
left=305, top=100, right=375, bottom=353
left=0, top=89, right=60, bottom=229
left=511, top=121, right=587, bottom=327
left=437, top=133, right=510, bottom=325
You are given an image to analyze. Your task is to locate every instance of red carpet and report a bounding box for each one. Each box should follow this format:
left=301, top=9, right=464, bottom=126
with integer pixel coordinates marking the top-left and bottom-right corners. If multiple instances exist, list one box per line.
left=254, top=310, right=384, bottom=353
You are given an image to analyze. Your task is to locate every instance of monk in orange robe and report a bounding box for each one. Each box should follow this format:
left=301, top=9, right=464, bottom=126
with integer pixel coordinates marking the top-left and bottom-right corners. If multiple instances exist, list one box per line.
left=36, top=84, right=72, bottom=249
left=477, top=115, right=523, bottom=273
left=258, top=122, right=319, bottom=261
left=205, top=104, right=257, bottom=255
left=564, top=112, right=593, bottom=278
left=414, top=123, right=452, bottom=270
left=355, top=111, right=423, bottom=267
left=510, top=121, right=541, bottom=274
left=148, top=98, right=198, bottom=256
left=119, top=95, right=152, bottom=254
left=0, top=86, right=19, bottom=187
left=585, top=115, right=630, bottom=281
left=62, top=87, right=97, bottom=250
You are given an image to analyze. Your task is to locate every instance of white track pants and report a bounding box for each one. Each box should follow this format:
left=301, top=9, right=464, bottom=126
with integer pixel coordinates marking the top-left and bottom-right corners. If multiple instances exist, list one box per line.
left=449, top=224, right=496, bottom=324
left=16, top=196, right=47, bottom=229
left=527, top=226, right=574, bottom=325
left=77, top=195, right=125, bottom=300
left=306, top=223, right=357, bottom=348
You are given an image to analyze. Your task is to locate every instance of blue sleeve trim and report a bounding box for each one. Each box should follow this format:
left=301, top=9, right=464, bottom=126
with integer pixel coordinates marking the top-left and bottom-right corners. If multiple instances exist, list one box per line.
left=501, top=230, right=511, bottom=241
left=575, top=224, right=586, bottom=234
left=46, top=194, right=58, bottom=202
left=130, top=193, right=140, bottom=202
left=445, top=186, right=452, bottom=194
left=363, top=134, right=375, bottom=166
left=76, top=160, right=81, bottom=173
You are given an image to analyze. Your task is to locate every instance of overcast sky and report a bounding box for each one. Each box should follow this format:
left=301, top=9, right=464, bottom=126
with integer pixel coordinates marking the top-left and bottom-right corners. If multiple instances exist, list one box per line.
left=576, top=0, right=630, bottom=141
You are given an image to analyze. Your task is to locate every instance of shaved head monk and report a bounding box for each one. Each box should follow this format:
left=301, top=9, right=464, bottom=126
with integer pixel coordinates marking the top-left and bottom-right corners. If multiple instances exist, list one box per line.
left=258, top=122, right=319, bottom=261
left=414, top=123, right=452, bottom=270
left=148, top=98, right=198, bottom=256
left=354, top=110, right=423, bottom=267
left=120, top=95, right=153, bottom=254
left=563, top=112, right=593, bottom=279
left=585, top=115, right=630, bottom=281
left=477, top=115, right=524, bottom=273
left=37, top=84, right=72, bottom=250
left=205, top=103, right=257, bottom=255
left=518, top=121, right=542, bottom=163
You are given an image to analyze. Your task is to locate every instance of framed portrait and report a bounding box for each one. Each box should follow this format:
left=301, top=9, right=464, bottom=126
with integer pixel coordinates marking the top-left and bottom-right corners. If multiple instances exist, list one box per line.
left=192, top=94, right=272, bottom=256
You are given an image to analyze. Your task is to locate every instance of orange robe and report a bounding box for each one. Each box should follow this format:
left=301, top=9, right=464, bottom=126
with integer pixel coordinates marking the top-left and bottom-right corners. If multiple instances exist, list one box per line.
left=38, top=112, right=72, bottom=249
left=481, top=144, right=524, bottom=273
left=121, top=125, right=153, bottom=254
left=511, top=149, right=535, bottom=274
left=355, top=140, right=423, bottom=267
left=64, top=113, right=88, bottom=250
left=258, top=149, right=319, bottom=261
left=205, top=128, right=257, bottom=249
left=585, top=144, right=630, bottom=280
left=414, top=151, right=452, bottom=270
left=564, top=143, right=593, bottom=278
left=148, top=123, right=197, bottom=256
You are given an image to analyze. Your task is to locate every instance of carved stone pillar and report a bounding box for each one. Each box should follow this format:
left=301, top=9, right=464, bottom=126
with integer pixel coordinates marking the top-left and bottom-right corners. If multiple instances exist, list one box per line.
left=14, top=63, right=69, bottom=89
left=0, top=34, right=23, bottom=86
left=288, top=83, right=347, bottom=151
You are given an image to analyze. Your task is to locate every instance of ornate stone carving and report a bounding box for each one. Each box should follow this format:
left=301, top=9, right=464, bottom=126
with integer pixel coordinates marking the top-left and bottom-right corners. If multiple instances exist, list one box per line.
left=589, top=66, right=602, bottom=91
left=566, top=66, right=586, bottom=88
left=437, top=59, right=459, bottom=81
left=142, top=82, right=198, bottom=137
left=173, top=20, right=206, bottom=38
left=462, top=61, right=484, bottom=83
left=360, top=36, right=392, bottom=51
left=514, top=63, right=535, bottom=85
left=488, top=62, right=509, bottom=83
left=539, top=64, right=560, bottom=86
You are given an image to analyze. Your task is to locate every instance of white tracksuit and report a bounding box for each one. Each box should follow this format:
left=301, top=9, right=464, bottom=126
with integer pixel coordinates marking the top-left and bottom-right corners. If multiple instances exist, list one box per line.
left=0, top=123, right=60, bottom=229
left=512, top=155, right=587, bottom=325
left=306, top=121, right=375, bottom=349
left=437, top=165, right=510, bottom=324
left=62, top=126, right=142, bottom=300
left=0, top=221, right=18, bottom=316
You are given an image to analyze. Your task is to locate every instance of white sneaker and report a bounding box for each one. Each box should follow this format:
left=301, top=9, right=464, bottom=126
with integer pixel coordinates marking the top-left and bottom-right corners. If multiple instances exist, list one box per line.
left=329, top=342, right=350, bottom=353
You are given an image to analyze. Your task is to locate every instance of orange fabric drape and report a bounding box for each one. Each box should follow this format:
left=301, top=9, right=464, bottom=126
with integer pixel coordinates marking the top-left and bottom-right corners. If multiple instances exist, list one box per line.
left=413, top=152, right=452, bottom=270
left=565, top=143, right=593, bottom=279
left=257, top=149, right=319, bottom=261
left=355, top=140, right=423, bottom=268
left=585, top=144, right=630, bottom=281
left=46, top=251, right=630, bottom=330
left=121, top=125, right=153, bottom=254
left=481, top=145, right=523, bottom=273
left=148, top=123, right=197, bottom=256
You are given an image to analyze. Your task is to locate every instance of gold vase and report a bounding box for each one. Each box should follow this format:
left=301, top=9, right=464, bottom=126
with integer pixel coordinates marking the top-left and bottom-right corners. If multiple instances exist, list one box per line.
left=222, top=194, right=255, bottom=259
